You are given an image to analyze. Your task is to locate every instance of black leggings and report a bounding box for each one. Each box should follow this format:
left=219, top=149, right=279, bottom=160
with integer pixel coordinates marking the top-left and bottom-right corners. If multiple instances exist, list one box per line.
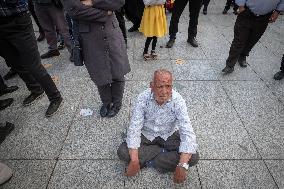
left=143, top=36, right=157, bottom=54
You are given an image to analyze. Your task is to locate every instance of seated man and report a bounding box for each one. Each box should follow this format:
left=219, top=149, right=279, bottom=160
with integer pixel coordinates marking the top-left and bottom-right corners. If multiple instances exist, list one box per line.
left=117, top=69, right=199, bottom=183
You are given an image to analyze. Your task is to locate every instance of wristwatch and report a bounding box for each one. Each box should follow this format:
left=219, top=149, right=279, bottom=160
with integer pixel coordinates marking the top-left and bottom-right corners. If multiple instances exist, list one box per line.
left=177, top=163, right=189, bottom=171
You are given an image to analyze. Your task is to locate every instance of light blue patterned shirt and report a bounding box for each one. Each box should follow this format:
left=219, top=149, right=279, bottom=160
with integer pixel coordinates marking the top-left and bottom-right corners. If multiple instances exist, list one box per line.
left=236, top=0, right=284, bottom=15
left=126, top=89, right=198, bottom=154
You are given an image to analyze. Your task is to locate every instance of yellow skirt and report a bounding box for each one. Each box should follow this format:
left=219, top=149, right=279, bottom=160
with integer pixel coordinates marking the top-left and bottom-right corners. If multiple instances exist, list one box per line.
left=139, top=5, right=167, bottom=37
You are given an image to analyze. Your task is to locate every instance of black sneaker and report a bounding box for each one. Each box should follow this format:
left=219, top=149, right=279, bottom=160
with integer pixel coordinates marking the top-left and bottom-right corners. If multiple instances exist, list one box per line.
left=23, top=91, right=44, bottom=106
left=0, top=122, right=15, bottom=136
left=238, top=56, right=248, bottom=67
left=40, top=50, right=60, bottom=59
left=45, top=97, right=63, bottom=117
left=222, top=66, right=234, bottom=74
left=107, top=103, right=121, bottom=118
left=3, top=69, right=17, bottom=80
left=0, top=98, right=13, bottom=110
left=166, top=38, right=175, bottom=48
left=274, top=71, right=284, bottom=80
left=0, top=86, right=19, bottom=96
left=187, top=37, right=198, bottom=47
left=100, top=104, right=111, bottom=117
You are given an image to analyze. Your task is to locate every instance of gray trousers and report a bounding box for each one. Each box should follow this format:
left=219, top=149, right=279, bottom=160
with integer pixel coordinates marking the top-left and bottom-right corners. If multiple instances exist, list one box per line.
left=97, top=78, right=125, bottom=106
left=34, top=3, right=72, bottom=52
left=117, top=131, right=199, bottom=173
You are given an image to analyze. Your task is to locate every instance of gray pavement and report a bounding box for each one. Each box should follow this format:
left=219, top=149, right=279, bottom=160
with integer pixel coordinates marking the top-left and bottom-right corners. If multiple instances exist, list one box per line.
left=0, top=0, right=284, bottom=188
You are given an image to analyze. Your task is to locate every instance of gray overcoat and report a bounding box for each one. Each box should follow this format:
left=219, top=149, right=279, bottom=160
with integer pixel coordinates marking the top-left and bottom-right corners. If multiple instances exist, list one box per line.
left=64, top=0, right=130, bottom=86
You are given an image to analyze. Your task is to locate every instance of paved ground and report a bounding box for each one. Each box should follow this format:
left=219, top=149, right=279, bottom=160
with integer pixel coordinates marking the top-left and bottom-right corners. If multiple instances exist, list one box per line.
left=0, top=1, right=284, bottom=188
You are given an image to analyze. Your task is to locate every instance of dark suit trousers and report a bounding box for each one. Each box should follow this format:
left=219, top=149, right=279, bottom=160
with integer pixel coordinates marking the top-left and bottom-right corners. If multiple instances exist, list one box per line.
left=34, top=3, right=72, bottom=51
left=280, top=54, right=284, bottom=71
left=226, top=9, right=271, bottom=68
left=28, top=0, right=44, bottom=34
left=0, top=75, right=7, bottom=92
left=0, top=13, right=61, bottom=102
left=97, top=78, right=125, bottom=106
left=169, top=0, right=202, bottom=39
left=202, top=0, right=210, bottom=10
left=117, top=131, right=199, bottom=173
left=115, top=9, right=127, bottom=43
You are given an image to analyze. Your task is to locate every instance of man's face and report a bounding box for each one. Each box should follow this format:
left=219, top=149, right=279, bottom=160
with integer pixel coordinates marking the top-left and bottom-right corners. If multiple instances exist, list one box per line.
left=151, top=74, right=173, bottom=105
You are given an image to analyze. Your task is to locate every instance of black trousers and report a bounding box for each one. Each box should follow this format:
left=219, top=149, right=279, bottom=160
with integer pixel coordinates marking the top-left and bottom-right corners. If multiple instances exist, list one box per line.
left=226, top=9, right=272, bottom=68
left=115, top=9, right=127, bottom=43
left=0, top=75, right=7, bottom=92
left=280, top=54, right=284, bottom=71
left=28, top=0, right=44, bottom=34
left=0, top=12, right=61, bottom=102
left=117, top=131, right=199, bottom=173
left=97, top=78, right=125, bottom=106
left=169, top=0, right=202, bottom=39
left=124, top=0, right=144, bottom=29
left=202, top=0, right=210, bottom=10
left=224, top=0, right=238, bottom=11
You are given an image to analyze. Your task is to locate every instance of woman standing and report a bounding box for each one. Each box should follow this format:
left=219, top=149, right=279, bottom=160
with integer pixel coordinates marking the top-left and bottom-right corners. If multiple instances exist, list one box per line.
left=64, top=0, right=131, bottom=118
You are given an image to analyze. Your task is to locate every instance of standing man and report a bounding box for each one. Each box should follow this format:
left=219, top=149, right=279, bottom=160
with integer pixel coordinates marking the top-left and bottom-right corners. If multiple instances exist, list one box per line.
left=166, top=0, right=202, bottom=48
left=117, top=69, right=199, bottom=183
left=33, top=0, right=72, bottom=59
left=222, top=0, right=284, bottom=74
left=274, top=54, right=284, bottom=80
left=0, top=0, right=63, bottom=117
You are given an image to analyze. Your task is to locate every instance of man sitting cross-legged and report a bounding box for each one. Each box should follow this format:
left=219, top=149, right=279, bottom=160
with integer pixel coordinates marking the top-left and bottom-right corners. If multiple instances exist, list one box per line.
left=117, top=69, right=199, bottom=183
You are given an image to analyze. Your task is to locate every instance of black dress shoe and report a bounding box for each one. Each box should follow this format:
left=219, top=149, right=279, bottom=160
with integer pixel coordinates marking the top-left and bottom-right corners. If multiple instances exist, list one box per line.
left=0, top=98, right=13, bottom=110
left=187, top=38, right=198, bottom=47
left=274, top=71, right=284, bottom=80
left=37, top=32, right=45, bottom=42
left=238, top=56, right=248, bottom=67
left=107, top=103, right=121, bottom=118
left=45, top=97, right=63, bottom=117
left=58, top=42, right=65, bottom=50
left=166, top=38, right=175, bottom=48
left=23, top=91, right=44, bottom=106
left=128, top=26, right=138, bottom=32
left=100, top=104, right=111, bottom=117
left=0, top=86, right=19, bottom=96
left=40, top=50, right=60, bottom=59
left=0, top=122, right=15, bottom=136
left=3, top=69, right=17, bottom=80
left=222, top=66, right=234, bottom=74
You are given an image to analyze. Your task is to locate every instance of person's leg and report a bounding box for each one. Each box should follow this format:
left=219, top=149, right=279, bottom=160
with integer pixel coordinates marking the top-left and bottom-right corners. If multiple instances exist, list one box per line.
left=0, top=14, right=61, bottom=102
left=203, top=0, right=210, bottom=14
left=108, top=78, right=125, bottom=117
left=0, top=72, right=18, bottom=96
left=143, top=37, right=153, bottom=60
left=97, top=83, right=112, bottom=117
left=34, top=3, right=58, bottom=51
left=273, top=54, right=284, bottom=80
left=224, top=11, right=251, bottom=71
left=223, top=0, right=231, bottom=14
left=115, top=9, right=127, bottom=44
left=117, top=135, right=162, bottom=167
left=168, top=0, right=189, bottom=40
left=188, top=0, right=202, bottom=41
left=150, top=37, right=158, bottom=59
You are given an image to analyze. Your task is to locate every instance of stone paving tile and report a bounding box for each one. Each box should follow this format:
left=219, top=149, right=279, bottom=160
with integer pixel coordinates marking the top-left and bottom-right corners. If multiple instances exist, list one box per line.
left=0, top=160, right=55, bottom=189
left=176, top=81, right=260, bottom=159
left=124, top=166, right=200, bottom=189
left=221, top=81, right=284, bottom=159
left=198, top=160, right=278, bottom=189
left=265, top=160, right=284, bottom=189
left=47, top=160, right=125, bottom=189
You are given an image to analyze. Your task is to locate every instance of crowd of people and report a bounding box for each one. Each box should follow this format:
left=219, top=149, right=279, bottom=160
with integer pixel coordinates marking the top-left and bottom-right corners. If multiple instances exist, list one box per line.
left=0, top=0, right=283, bottom=186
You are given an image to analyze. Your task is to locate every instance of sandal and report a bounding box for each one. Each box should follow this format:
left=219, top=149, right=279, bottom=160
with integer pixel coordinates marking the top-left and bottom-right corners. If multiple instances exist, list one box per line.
left=143, top=53, right=152, bottom=61
left=151, top=50, right=158, bottom=60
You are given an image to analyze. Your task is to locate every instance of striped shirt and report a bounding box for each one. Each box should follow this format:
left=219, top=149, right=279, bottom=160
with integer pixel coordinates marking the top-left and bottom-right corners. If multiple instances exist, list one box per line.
left=236, top=0, right=284, bottom=15
left=0, top=0, right=28, bottom=17
left=126, top=89, right=198, bottom=154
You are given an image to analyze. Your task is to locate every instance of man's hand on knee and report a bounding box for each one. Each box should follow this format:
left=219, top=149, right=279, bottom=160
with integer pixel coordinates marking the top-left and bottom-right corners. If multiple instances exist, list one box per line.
left=125, top=160, right=140, bottom=176
left=173, top=166, right=187, bottom=183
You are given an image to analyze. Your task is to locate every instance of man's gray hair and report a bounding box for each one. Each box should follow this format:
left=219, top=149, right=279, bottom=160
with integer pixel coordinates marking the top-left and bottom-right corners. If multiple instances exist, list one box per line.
left=153, top=69, right=172, bottom=81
